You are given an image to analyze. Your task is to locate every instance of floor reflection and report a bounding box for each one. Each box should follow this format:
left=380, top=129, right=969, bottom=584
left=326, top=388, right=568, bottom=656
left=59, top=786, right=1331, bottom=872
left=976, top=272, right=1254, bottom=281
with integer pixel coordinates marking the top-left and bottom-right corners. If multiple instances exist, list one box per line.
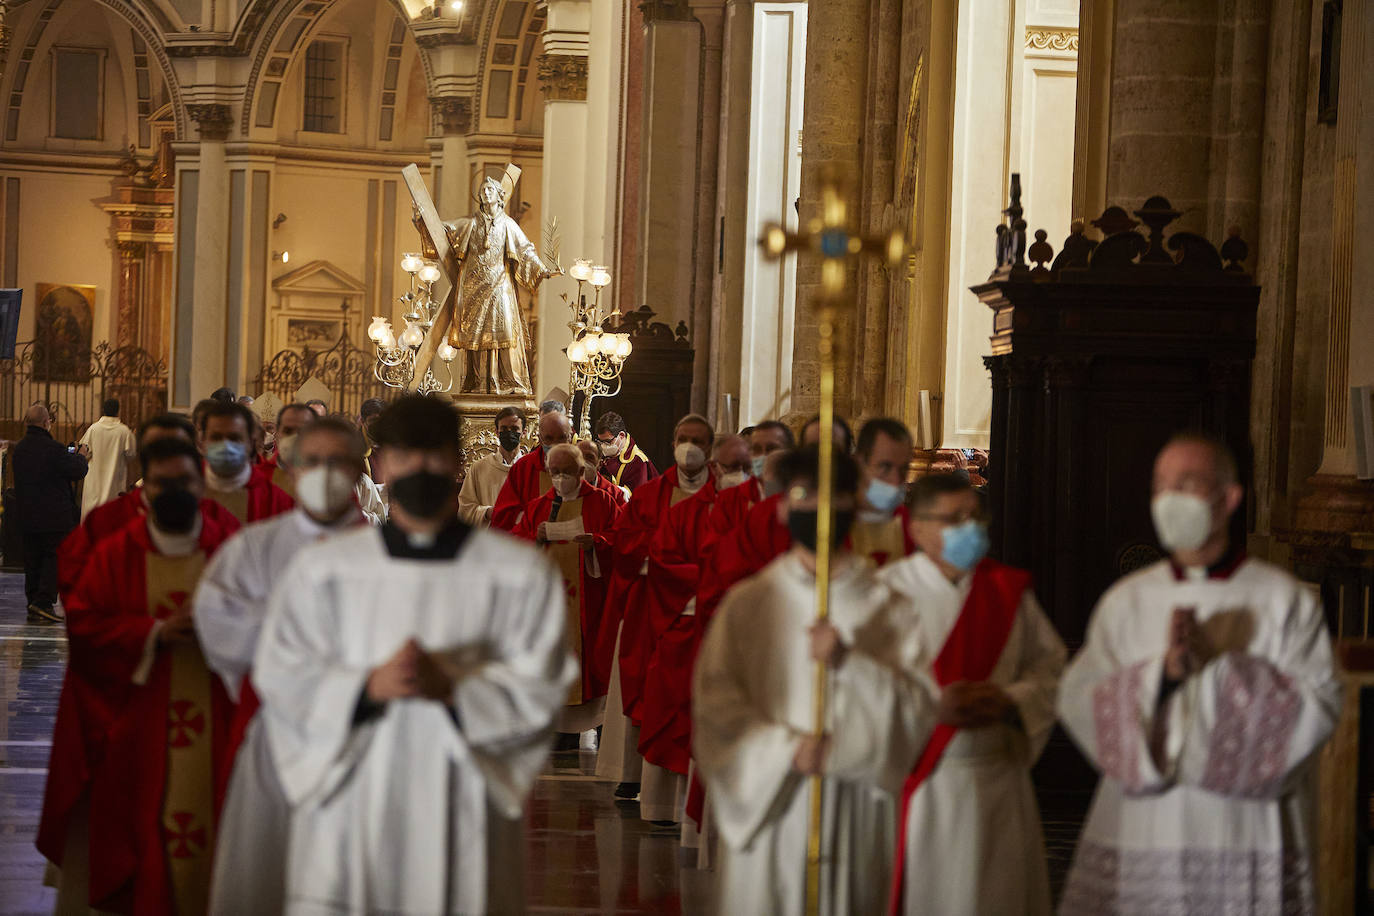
left=0, top=573, right=708, bottom=915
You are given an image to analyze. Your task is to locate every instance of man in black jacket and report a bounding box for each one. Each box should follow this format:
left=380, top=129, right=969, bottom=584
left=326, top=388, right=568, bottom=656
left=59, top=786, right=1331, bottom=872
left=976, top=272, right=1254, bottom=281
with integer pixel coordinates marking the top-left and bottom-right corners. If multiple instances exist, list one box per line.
left=11, top=404, right=88, bottom=621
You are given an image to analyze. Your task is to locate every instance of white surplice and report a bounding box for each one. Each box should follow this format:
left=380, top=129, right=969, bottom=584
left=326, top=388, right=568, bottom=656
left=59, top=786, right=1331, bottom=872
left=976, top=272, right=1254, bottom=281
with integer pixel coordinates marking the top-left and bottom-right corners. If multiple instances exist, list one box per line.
left=878, top=553, right=1066, bottom=916
left=1057, top=557, right=1343, bottom=915
left=193, top=507, right=363, bottom=916
left=78, top=416, right=136, bottom=518
left=693, top=552, right=929, bottom=916
left=458, top=449, right=523, bottom=527
left=254, top=525, right=576, bottom=916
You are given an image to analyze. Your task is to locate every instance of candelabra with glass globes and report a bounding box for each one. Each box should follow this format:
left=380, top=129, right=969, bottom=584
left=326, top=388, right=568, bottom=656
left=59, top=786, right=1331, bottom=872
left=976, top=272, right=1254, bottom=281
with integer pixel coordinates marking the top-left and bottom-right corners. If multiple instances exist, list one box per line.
left=368, top=252, right=458, bottom=394
left=563, top=259, right=632, bottom=438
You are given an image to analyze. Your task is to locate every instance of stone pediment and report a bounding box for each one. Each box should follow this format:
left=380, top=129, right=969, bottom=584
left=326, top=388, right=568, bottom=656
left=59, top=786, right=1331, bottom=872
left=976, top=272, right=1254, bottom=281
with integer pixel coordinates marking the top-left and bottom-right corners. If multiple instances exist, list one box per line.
left=271, top=260, right=366, bottom=295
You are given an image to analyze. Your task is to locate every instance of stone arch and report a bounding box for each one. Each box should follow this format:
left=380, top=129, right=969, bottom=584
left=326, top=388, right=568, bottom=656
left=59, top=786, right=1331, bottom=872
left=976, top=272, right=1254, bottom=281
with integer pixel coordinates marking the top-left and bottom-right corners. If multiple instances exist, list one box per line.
left=87, top=0, right=188, bottom=139
left=240, top=0, right=435, bottom=136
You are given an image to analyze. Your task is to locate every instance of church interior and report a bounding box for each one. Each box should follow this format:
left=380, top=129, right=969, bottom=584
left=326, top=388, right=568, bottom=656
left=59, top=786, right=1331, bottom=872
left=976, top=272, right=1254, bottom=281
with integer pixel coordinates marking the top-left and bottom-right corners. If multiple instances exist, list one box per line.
left=0, top=0, right=1372, bottom=913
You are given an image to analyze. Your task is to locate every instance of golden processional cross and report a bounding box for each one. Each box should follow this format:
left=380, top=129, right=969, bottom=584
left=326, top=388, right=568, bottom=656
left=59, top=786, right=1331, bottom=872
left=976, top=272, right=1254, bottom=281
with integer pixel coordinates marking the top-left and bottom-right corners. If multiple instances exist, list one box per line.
left=759, top=170, right=906, bottom=916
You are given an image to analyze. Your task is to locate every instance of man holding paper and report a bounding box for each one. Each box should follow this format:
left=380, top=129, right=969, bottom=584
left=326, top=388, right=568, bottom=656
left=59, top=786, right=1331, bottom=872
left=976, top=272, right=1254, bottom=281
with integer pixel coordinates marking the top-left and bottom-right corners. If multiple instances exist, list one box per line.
left=515, top=443, right=620, bottom=747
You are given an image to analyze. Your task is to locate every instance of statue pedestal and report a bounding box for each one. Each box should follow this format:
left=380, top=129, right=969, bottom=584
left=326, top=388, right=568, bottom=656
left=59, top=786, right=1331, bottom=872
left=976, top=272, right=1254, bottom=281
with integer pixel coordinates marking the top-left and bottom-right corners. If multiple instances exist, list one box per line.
left=449, top=392, right=538, bottom=477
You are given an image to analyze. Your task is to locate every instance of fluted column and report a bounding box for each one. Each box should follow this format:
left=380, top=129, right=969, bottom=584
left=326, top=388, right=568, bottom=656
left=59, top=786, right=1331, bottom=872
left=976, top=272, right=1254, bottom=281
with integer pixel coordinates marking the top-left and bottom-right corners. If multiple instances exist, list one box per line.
left=184, top=102, right=232, bottom=403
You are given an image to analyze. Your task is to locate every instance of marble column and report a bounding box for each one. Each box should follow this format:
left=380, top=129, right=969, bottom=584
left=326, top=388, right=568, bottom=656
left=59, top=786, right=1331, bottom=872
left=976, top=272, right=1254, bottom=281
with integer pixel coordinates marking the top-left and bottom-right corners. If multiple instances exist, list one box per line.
left=538, top=0, right=592, bottom=399
left=792, top=0, right=869, bottom=418
left=115, top=240, right=145, bottom=349
left=184, top=102, right=232, bottom=403
left=636, top=2, right=702, bottom=335
left=431, top=96, right=473, bottom=217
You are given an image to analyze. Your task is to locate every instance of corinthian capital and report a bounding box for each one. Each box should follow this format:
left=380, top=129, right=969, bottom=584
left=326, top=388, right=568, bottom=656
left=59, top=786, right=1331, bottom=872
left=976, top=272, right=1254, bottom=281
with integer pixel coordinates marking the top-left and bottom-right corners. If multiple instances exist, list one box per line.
left=187, top=103, right=233, bottom=141
left=431, top=96, right=473, bottom=136
left=536, top=54, right=588, bottom=102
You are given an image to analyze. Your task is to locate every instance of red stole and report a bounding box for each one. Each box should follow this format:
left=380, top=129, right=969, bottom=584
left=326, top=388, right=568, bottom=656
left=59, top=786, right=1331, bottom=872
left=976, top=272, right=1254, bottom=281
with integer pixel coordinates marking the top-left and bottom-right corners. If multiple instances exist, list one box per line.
left=490, top=448, right=549, bottom=531
left=887, top=558, right=1030, bottom=915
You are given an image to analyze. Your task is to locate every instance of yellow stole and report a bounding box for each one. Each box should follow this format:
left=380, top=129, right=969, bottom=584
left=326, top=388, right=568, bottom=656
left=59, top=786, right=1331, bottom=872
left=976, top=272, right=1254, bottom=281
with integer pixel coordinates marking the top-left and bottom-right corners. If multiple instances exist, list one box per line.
left=207, top=488, right=248, bottom=524
left=272, top=464, right=295, bottom=500
left=547, top=497, right=585, bottom=705
left=850, top=515, right=906, bottom=568
left=669, top=486, right=692, bottom=508
left=145, top=550, right=214, bottom=916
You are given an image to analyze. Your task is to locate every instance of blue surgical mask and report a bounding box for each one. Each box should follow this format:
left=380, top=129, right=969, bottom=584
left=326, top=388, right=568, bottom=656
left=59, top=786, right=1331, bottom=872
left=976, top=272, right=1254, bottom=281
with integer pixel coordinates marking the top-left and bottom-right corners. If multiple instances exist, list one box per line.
left=941, top=520, right=989, bottom=572
left=205, top=440, right=250, bottom=477
left=865, top=478, right=904, bottom=515
left=751, top=455, right=768, bottom=479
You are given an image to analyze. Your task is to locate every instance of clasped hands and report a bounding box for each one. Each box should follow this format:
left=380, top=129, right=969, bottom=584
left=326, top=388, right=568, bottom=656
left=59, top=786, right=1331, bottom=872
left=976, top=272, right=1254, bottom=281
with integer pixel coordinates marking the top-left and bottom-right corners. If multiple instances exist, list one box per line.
left=1164, top=607, right=1214, bottom=681
left=366, top=638, right=455, bottom=703
left=157, top=613, right=197, bottom=647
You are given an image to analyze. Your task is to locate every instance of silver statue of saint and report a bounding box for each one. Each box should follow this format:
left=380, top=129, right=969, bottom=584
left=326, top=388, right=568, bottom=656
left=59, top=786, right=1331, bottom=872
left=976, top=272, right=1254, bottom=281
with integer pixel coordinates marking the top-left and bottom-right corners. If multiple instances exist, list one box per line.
left=416, top=170, right=559, bottom=395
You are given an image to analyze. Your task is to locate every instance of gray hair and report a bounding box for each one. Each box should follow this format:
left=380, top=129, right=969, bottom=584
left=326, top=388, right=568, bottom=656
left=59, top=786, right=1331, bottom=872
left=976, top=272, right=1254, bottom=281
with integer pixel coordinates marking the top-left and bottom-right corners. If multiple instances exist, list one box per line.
left=539, top=400, right=566, bottom=416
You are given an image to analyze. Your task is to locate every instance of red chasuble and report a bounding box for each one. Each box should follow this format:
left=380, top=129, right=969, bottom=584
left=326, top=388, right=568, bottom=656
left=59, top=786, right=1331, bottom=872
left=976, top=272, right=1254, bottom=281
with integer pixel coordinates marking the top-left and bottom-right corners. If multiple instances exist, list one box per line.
left=513, top=480, right=619, bottom=701
left=46, top=512, right=237, bottom=916
left=637, top=480, right=719, bottom=774
left=204, top=464, right=294, bottom=525
left=695, top=492, right=792, bottom=625
left=490, top=448, right=551, bottom=532
left=57, top=492, right=239, bottom=598
left=591, top=465, right=685, bottom=721
left=887, top=558, right=1030, bottom=915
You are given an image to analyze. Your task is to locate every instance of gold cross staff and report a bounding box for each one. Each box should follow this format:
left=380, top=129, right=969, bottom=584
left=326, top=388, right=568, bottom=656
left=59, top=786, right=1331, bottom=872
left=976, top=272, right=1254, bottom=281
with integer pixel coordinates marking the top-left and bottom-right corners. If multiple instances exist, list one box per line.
left=759, top=170, right=905, bottom=916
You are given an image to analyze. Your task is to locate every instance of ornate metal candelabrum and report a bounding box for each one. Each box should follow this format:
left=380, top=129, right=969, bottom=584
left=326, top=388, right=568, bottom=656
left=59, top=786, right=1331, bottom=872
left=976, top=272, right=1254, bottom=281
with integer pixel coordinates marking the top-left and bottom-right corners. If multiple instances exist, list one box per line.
left=367, top=252, right=457, bottom=394
left=563, top=259, right=632, bottom=437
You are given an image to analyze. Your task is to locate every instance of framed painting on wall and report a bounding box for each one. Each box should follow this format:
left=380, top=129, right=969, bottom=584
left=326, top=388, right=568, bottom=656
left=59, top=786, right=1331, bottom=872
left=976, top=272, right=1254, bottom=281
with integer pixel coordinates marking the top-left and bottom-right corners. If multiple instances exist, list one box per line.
left=286, top=317, right=343, bottom=350
left=33, top=283, right=95, bottom=382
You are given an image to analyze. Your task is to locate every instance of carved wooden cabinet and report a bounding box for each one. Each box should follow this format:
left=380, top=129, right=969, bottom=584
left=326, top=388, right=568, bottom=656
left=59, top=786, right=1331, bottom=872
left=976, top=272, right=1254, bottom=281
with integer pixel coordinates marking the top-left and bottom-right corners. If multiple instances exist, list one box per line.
left=973, top=185, right=1259, bottom=649
left=588, top=306, right=694, bottom=471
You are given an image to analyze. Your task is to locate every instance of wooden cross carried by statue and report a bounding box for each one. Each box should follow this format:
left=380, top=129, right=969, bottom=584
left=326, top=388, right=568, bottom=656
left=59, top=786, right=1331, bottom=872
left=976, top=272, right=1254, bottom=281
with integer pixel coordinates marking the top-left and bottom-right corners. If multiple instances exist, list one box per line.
left=758, top=169, right=906, bottom=915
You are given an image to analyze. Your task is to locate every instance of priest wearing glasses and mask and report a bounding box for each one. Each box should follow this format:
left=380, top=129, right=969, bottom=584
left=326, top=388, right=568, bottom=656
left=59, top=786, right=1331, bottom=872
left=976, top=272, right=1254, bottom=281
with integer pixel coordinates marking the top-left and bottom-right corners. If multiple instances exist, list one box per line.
left=196, top=400, right=294, bottom=524
left=252, top=395, right=574, bottom=915
left=1057, top=433, right=1341, bottom=914
left=879, top=473, right=1065, bottom=915
left=195, top=416, right=372, bottom=915
left=514, top=443, right=620, bottom=750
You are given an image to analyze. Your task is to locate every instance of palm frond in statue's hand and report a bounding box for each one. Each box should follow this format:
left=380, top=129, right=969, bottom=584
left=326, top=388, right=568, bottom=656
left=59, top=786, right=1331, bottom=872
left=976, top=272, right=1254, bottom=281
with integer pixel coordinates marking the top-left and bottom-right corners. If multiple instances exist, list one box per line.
left=542, top=216, right=565, bottom=277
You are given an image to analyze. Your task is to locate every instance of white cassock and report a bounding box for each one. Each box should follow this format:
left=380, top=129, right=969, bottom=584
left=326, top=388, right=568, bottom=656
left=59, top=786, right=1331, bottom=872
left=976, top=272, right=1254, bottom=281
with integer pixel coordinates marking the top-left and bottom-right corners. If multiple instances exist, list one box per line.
left=878, top=553, right=1066, bottom=916
left=1057, top=557, right=1342, bottom=914
left=254, top=525, right=576, bottom=916
left=693, top=552, right=928, bottom=916
left=193, top=507, right=364, bottom=916
left=458, top=449, right=523, bottom=527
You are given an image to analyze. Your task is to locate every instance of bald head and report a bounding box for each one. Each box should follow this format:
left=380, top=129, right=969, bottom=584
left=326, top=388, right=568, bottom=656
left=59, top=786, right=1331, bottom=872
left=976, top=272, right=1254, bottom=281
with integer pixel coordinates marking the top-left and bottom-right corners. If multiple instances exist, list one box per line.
left=547, top=442, right=583, bottom=475
left=24, top=404, right=50, bottom=428
left=712, top=434, right=750, bottom=471
left=539, top=411, right=573, bottom=449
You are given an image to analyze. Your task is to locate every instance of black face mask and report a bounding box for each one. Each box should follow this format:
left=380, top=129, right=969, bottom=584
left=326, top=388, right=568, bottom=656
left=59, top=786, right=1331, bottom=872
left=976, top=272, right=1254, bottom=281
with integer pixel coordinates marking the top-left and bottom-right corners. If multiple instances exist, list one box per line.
left=786, top=508, right=856, bottom=553
left=150, top=488, right=199, bottom=534
left=497, top=428, right=522, bottom=452
left=390, top=470, right=457, bottom=520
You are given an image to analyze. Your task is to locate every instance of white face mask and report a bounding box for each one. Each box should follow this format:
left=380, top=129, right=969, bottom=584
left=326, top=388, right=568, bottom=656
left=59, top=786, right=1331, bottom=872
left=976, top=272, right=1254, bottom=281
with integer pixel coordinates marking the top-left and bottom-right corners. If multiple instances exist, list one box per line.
left=297, top=466, right=356, bottom=519
left=277, top=433, right=300, bottom=468
left=599, top=438, right=622, bottom=457
left=552, top=472, right=581, bottom=499
left=1151, top=491, right=1214, bottom=552
left=674, top=442, right=706, bottom=473
left=717, top=470, right=749, bottom=491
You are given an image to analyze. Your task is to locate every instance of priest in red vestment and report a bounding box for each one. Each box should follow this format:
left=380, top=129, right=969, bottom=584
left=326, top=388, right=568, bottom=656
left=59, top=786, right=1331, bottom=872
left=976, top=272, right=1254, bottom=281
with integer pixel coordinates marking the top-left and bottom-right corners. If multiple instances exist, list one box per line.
left=40, top=437, right=238, bottom=916
left=703, top=420, right=793, bottom=558
left=513, top=444, right=620, bottom=745
left=490, top=409, right=573, bottom=531
left=638, top=435, right=752, bottom=786
left=255, top=402, right=313, bottom=499
left=592, top=413, right=714, bottom=799
left=197, top=400, right=294, bottom=524
left=578, top=438, right=628, bottom=508
left=593, top=410, right=658, bottom=494
left=58, top=413, right=236, bottom=599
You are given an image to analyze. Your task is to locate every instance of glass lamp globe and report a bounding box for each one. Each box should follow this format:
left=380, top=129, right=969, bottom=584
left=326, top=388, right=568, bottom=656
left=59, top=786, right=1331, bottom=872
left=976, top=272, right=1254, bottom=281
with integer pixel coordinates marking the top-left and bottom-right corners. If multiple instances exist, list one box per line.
left=616, top=335, right=632, bottom=358
left=400, top=253, right=424, bottom=274
left=569, top=259, right=593, bottom=283
left=378, top=328, right=398, bottom=349
left=436, top=342, right=458, bottom=362
left=583, top=332, right=602, bottom=355
left=399, top=322, right=426, bottom=348
left=367, top=316, right=390, bottom=343
left=419, top=263, right=442, bottom=285
left=590, top=266, right=612, bottom=289
left=567, top=339, right=588, bottom=363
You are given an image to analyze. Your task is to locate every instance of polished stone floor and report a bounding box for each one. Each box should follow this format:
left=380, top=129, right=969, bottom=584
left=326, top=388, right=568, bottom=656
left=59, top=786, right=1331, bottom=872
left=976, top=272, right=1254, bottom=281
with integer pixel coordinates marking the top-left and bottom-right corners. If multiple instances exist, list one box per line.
left=0, top=572, right=708, bottom=915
